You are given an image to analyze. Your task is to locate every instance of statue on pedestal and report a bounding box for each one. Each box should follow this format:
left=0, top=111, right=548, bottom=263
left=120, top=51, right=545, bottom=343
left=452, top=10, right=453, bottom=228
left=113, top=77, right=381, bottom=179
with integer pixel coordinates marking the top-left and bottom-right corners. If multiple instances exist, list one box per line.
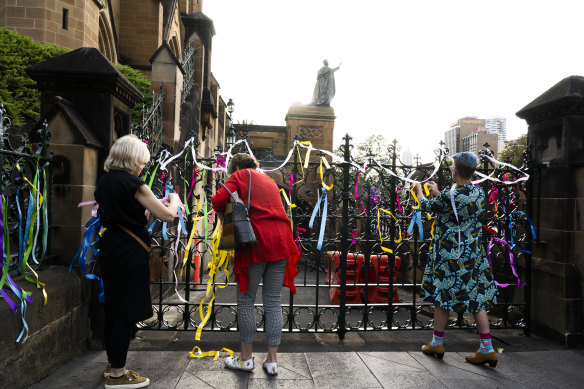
left=309, top=59, right=341, bottom=107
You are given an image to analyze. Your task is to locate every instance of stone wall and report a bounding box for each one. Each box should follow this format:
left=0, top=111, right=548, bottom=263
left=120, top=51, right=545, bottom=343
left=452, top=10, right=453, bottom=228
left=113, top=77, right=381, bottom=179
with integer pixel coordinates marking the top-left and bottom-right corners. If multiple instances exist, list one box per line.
left=0, top=267, right=91, bottom=389
left=516, top=75, right=584, bottom=347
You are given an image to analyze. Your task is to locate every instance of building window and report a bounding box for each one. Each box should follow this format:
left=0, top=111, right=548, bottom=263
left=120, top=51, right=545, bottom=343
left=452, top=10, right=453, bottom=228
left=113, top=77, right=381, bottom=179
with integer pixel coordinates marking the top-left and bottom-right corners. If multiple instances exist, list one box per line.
left=62, top=9, right=69, bottom=30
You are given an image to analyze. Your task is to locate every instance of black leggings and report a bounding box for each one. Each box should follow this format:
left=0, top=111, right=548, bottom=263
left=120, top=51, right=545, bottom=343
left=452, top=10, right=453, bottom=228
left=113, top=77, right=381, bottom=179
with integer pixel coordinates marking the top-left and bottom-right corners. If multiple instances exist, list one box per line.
left=104, top=320, right=135, bottom=368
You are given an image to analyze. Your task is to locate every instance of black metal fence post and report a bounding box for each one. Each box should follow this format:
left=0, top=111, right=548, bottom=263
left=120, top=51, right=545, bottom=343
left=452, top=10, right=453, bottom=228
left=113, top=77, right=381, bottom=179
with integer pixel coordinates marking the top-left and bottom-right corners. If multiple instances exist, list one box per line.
left=337, top=134, right=351, bottom=340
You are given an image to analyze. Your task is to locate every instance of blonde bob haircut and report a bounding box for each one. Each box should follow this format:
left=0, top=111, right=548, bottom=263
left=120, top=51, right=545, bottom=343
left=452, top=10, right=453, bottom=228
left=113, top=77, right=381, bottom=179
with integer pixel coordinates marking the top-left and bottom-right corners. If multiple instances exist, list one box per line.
left=104, top=134, right=150, bottom=172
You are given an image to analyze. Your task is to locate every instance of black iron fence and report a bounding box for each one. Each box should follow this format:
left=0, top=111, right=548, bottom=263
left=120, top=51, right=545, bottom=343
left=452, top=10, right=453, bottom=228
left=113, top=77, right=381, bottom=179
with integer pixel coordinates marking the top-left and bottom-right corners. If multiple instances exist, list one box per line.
left=138, top=134, right=535, bottom=340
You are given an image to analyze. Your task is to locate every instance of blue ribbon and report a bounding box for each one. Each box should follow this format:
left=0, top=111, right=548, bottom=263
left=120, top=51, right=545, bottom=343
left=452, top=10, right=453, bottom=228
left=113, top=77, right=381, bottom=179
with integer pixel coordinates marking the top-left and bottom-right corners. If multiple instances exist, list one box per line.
left=407, top=209, right=424, bottom=240
left=161, top=182, right=171, bottom=241
left=309, top=188, right=328, bottom=250
left=509, top=211, right=537, bottom=254
left=70, top=216, right=104, bottom=302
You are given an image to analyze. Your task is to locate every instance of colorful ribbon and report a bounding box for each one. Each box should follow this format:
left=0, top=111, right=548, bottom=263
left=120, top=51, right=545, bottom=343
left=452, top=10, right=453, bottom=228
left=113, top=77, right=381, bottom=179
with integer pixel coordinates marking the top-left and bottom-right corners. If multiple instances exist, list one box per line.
left=309, top=188, right=328, bottom=250
left=487, top=237, right=526, bottom=288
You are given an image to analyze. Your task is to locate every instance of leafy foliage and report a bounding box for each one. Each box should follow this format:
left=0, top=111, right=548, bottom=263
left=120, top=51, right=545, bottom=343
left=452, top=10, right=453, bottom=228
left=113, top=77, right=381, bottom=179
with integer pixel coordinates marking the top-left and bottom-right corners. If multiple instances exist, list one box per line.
left=114, top=64, right=151, bottom=126
left=499, top=134, right=527, bottom=166
left=0, top=28, right=151, bottom=127
left=0, top=28, right=68, bottom=125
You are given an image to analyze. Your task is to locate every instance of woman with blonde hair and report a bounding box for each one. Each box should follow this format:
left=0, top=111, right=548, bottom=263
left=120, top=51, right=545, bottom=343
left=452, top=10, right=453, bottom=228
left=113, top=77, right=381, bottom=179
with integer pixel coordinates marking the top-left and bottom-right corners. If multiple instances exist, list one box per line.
left=95, top=134, right=180, bottom=388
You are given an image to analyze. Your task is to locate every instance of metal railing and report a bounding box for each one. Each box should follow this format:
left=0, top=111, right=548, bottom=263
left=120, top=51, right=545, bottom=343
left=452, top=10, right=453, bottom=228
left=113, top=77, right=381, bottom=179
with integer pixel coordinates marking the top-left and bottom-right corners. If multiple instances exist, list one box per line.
left=138, top=134, right=533, bottom=339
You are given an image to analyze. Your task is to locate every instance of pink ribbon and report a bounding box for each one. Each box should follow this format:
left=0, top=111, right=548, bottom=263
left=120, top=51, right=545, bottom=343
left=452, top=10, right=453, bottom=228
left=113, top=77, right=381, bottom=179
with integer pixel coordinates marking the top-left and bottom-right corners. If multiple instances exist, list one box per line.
left=295, top=227, right=306, bottom=255
left=487, top=237, right=526, bottom=288
left=396, top=186, right=402, bottom=214
left=216, top=153, right=226, bottom=168
left=289, top=173, right=298, bottom=199
left=78, top=200, right=99, bottom=218
left=187, top=168, right=199, bottom=201
left=351, top=229, right=357, bottom=245
left=354, top=170, right=368, bottom=216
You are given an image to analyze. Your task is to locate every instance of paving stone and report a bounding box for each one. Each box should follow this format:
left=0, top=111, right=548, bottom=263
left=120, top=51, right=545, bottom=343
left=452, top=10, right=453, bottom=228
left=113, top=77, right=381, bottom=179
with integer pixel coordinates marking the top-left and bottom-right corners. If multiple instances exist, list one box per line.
left=189, top=368, right=250, bottom=388
left=373, top=370, right=448, bottom=389
left=174, top=370, right=214, bottom=389
left=305, top=352, right=382, bottom=388
left=359, top=351, right=427, bottom=371
left=437, top=378, right=514, bottom=389
left=248, top=377, right=317, bottom=389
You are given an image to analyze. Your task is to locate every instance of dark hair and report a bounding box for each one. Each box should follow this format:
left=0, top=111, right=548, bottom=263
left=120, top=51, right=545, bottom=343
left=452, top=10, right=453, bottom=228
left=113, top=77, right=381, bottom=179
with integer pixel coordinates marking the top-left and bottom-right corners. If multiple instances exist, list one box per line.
left=451, top=152, right=478, bottom=179
left=227, top=153, right=258, bottom=174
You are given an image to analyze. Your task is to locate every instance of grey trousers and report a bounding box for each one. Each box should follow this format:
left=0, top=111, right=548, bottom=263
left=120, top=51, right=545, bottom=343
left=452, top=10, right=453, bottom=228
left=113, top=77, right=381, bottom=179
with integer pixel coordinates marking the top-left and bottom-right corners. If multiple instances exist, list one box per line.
left=237, top=259, right=287, bottom=345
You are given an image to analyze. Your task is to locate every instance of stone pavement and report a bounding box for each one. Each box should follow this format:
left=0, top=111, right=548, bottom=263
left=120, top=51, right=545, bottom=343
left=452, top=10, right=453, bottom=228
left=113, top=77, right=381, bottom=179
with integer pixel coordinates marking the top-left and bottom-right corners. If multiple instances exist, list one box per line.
left=31, top=329, right=584, bottom=388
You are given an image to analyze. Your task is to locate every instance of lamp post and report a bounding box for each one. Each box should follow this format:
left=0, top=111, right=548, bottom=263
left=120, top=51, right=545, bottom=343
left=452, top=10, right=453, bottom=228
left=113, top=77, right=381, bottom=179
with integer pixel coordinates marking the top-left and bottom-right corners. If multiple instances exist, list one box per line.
left=226, top=98, right=236, bottom=149
left=226, top=124, right=236, bottom=149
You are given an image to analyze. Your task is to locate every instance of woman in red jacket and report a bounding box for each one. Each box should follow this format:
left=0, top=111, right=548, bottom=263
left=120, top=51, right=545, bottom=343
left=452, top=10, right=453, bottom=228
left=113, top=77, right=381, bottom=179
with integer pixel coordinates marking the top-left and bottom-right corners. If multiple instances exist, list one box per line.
left=211, top=153, right=299, bottom=376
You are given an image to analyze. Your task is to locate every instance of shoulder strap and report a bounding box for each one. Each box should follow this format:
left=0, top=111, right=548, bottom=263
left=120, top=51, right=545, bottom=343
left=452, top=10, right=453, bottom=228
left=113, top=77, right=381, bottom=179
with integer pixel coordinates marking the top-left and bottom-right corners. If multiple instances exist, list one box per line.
left=117, top=224, right=151, bottom=253
left=247, top=170, right=252, bottom=207
left=220, top=170, right=252, bottom=210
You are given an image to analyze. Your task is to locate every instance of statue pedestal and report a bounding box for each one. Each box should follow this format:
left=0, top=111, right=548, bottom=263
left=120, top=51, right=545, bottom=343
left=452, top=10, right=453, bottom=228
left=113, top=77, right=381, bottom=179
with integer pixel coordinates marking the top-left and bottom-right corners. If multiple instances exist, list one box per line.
left=285, top=105, right=335, bottom=152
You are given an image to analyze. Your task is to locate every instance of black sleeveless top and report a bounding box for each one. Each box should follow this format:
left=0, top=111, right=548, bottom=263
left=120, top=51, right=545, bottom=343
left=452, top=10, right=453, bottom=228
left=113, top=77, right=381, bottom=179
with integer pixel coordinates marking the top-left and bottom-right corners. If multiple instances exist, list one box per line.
left=94, top=169, right=153, bottom=322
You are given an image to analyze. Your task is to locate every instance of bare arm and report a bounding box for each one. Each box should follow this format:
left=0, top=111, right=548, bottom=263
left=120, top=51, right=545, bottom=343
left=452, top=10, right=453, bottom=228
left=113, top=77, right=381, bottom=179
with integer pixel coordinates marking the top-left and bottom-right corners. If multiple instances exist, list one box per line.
left=134, top=184, right=179, bottom=222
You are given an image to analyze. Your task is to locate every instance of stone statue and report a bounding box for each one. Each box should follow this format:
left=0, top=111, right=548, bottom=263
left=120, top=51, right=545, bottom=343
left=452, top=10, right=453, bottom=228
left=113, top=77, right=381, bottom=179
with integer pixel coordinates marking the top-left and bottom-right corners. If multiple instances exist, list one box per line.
left=309, top=59, right=341, bottom=106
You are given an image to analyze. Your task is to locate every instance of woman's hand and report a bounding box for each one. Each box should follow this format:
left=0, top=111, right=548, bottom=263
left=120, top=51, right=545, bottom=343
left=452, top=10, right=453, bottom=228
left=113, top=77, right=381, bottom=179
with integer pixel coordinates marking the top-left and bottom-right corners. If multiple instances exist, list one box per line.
left=427, top=181, right=440, bottom=197
left=135, top=185, right=180, bottom=222
left=413, top=183, right=424, bottom=198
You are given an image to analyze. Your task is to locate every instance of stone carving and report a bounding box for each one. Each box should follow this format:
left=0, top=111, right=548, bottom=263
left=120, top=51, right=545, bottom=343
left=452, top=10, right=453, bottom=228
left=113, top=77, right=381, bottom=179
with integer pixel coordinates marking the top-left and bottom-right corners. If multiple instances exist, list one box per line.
left=299, top=126, right=323, bottom=139
left=310, top=60, right=341, bottom=107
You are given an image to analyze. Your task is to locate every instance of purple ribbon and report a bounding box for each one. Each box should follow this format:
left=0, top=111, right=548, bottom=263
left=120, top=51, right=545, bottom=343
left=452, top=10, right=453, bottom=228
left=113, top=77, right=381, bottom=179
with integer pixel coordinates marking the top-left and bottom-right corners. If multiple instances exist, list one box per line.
left=487, top=237, right=526, bottom=288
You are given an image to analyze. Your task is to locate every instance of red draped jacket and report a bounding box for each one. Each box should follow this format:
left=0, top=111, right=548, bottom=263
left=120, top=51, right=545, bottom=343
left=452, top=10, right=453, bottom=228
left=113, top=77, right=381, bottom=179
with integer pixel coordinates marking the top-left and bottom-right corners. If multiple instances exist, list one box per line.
left=211, top=168, right=299, bottom=294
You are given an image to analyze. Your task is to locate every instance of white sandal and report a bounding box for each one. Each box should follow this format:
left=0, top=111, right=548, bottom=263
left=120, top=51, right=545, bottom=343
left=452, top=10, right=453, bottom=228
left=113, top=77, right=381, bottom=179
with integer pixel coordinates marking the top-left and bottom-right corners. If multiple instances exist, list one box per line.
left=225, top=355, right=254, bottom=371
left=263, top=360, right=278, bottom=376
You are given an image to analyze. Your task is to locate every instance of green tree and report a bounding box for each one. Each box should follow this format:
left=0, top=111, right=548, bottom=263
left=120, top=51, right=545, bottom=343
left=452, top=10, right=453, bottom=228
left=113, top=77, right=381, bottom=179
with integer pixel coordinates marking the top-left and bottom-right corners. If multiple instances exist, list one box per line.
left=0, top=28, right=151, bottom=127
left=499, top=134, right=527, bottom=166
left=0, top=28, right=68, bottom=125
left=114, top=64, right=151, bottom=126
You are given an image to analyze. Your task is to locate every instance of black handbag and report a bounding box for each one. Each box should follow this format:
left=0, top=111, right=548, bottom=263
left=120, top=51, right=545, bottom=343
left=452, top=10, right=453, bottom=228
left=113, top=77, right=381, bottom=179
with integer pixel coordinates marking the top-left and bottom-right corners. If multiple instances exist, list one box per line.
left=219, top=170, right=257, bottom=250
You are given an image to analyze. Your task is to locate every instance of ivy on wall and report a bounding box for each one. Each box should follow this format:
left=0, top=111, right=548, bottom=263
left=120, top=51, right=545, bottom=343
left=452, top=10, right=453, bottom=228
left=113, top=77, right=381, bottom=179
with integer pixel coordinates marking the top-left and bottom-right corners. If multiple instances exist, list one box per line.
left=0, top=28, right=150, bottom=127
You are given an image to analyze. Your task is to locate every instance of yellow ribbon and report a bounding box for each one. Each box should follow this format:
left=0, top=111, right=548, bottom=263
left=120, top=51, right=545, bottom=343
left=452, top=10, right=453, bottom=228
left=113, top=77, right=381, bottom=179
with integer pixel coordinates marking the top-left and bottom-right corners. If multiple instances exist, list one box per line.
left=410, top=187, right=420, bottom=209
left=279, top=189, right=296, bottom=208
left=189, top=346, right=234, bottom=360
left=429, top=218, right=437, bottom=250
left=377, top=208, right=402, bottom=253
left=319, top=157, right=333, bottom=190
left=195, top=218, right=233, bottom=341
left=183, top=198, right=203, bottom=270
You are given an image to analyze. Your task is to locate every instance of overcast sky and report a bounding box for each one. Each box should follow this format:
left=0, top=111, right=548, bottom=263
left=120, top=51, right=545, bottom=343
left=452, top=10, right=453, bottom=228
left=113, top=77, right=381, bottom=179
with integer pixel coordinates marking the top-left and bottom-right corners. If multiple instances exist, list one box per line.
left=204, top=0, right=584, bottom=161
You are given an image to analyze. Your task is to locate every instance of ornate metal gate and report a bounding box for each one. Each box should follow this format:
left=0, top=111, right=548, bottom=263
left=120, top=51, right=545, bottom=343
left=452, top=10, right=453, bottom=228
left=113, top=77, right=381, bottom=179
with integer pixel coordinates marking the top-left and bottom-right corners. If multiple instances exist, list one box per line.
left=137, top=133, right=534, bottom=340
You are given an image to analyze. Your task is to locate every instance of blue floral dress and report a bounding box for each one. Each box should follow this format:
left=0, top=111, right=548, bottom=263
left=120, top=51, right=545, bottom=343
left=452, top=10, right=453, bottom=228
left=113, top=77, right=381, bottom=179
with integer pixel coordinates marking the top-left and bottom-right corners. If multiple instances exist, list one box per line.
left=419, top=184, right=498, bottom=313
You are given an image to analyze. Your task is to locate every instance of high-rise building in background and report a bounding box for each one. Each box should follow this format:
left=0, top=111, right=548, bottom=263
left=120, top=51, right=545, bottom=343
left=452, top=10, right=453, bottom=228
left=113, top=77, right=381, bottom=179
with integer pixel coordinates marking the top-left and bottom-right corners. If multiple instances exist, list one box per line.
left=444, top=116, right=498, bottom=158
left=402, top=147, right=413, bottom=165
left=485, top=116, right=507, bottom=151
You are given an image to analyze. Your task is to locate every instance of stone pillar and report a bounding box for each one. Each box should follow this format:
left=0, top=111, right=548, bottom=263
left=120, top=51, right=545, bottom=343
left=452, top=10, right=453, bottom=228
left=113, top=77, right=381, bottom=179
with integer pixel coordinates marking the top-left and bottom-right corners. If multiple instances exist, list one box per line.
left=26, top=48, right=143, bottom=349
left=516, top=75, right=584, bottom=347
left=151, top=42, right=184, bottom=146
left=285, top=104, right=335, bottom=153
left=26, top=47, right=143, bottom=265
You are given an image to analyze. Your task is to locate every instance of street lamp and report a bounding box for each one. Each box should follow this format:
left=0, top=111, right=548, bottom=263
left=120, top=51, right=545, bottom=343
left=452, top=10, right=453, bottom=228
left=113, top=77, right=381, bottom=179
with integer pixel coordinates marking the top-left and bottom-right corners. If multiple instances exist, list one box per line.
left=226, top=124, right=236, bottom=149
left=227, top=98, right=234, bottom=118
left=226, top=98, right=236, bottom=149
